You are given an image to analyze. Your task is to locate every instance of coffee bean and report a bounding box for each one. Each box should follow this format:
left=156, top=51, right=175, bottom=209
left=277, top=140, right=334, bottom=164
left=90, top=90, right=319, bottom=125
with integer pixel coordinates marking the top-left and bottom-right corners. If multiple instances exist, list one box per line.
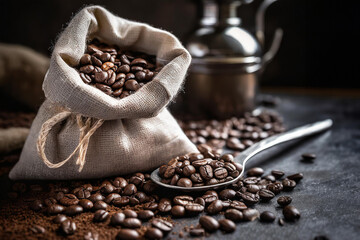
left=171, top=205, right=186, bottom=217
left=163, top=166, right=175, bottom=179
left=118, top=64, right=130, bottom=73
left=60, top=220, right=76, bottom=235
left=30, top=199, right=44, bottom=211
left=173, top=195, right=193, bottom=206
left=247, top=167, right=264, bottom=177
left=242, top=209, right=260, bottom=221
left=271, top=170, right=285, bottom=179
left=238, top=192, right=260, bottom=205
left=199, top=215, right=219, bottom=232
left=47, top=204, right=65, bottom=215
left=93, top=209, right=109, bottom=222
left=30, top=224, right=45, bottom=234
left=143, top=202, right=159, bottom=211
left=177, top=178, right=192, bottom=187
left=111, top=212, right=126, bottom=226
left=91, top=56, right=102, bottom=67
left=137, top=210, right=154, bottom=220
left=283, top=205, right=300, bottom=221
left=259, top=189, right=275, bottom=201
left=158, top=198, right=172, bottom=213
left=260, top=211, right=276, bottom=222
left=190, top=173, right=203, bottom=183
left=44, top=197, right=57, bottom=206
left=124, top=80, right=140, bottom=91
left=88, top=193, right=105, bottom=203
left=189, top=228, right=205, bottom=237
left=214, top=167, right=228, bottom=179
left=314, top=236, right=329, bottom=240
left=105, top=193, right=121, bottom=204
left=145, top=227, right=163, bottom=239
left=131, top=58, right=147, bottom=67
left=247, top=184, right=260, bottom=193
left=188, top=153, right=204, bottom=161
left=123, top=184, right=137, bottom=196
left=218, top=219, right=236, bottom=233
left=227, top=137, right=245, bottom=150
left=199, top=165, right=213, bottom=180
left=207, top=200, right=223, bottom=215
left=224, top=209, right=243, bottom=222
left=116, top=229, right=140, bottom=240
left=53, top=214, right=68, bottom=224
left=151, top=218, right=173, bottom=232
left=102, top=62, right=114, bottom=71
left=194, top=197, right=205, bottom=207
left=80, top=73, right=92, bottom=83
left=84, top=231, right=99, bottom=240
left=219, top=189, right=236, bottom=200
left=93, top=201, right=108, bottom=211
left=122, top=218, right=142, bottom=228
left=95, top=83, right=112, bottom=95
left=183, top=165, right=196, bottom=177
left=185, top=202, right=204, bottom=214
left=64, top=205, right=83, bottom=216
left=264, top=174, right=276, bottom=182
left=80, top=65, right=95, bottom=74
left=282, top=179, right=297, bottom=191
left=287, top=173, right=303, bottom=182
left=113, top=196, right=130, bottom=207
left=113, top=177, right=128, bottom=189
left=267, top=182, right=283, bottom=194
left=277, top=196, right=292, bottom=206
left=230, top=200, right=247, bottom=210
left=301, top=153, right=316, bottom=161
left=123, top=209, right=138, bottom=218
left=80, top=54, right=92, bottom=65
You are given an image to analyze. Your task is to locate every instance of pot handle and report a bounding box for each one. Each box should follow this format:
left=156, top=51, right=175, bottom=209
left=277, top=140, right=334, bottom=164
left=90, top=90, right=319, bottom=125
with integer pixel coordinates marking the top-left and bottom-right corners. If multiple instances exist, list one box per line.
left=256, top=0, right=283, bottom=66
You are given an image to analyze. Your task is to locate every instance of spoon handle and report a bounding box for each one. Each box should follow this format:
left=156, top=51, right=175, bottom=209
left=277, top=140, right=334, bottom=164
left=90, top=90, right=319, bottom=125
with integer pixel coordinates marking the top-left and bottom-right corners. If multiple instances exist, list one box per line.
left=237, top=119, right=333, bottom=166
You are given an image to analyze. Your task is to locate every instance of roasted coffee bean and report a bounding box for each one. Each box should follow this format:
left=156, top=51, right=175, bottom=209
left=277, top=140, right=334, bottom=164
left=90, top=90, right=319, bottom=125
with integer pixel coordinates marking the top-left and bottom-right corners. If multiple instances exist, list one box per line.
left=113, top=177, right=128, bottom=189
left=64, top=205, right=83, bottom=216
left=259, top=189, right=275, bottom=201
left=145, top=227, right=163, bottom=239
left=242, top=209, right=260, bottom=221
left=137, top=210, right=154, bottom=220
left=84, top=231, right=99, bottom=240
left=183, top=165, right=196, bottom=177
left=190, top=173, right=203, bottom=183
left=135, top=71, right=146, bottom=81
left=44, top=197, right=57, bottom=206
left=60, top=220, right=77, bottom=235
left=53, top=214, right=68, bottom=224
left=123, top=209, right=138, bottom=218
left=94, top=71, right=108, bottom=83
left=122, top=218, right=142, bottom=228
left=111, top=212, right=125, bottom=226
left=100, top=184, right=115, bottom=194
left=238, top=192, right=260, bottom=205
left=301, top=153, right=316, bottom=161
left=93, top=201, right=108, bottom=211
left=80, top=72, right=92, bottom=83
left=116, top=229, right=140, bottom=240
left=202, top=194, right=218, bottom=205
left=80, top=65, right=95, bottom=74
left=282, top=179, right=297, bottom=191
left=243, top=176, right=258, bottom=185
left=91, top=56, right=102, bottom=67
left=264, top=174, right=276, bottom=182
left=131, top=58, right=147, bottom=67
left=95, top=83, right=112, bottom=95
left=158, top=198, right=172, bottom=213
left=73, top=187, right=91, bottom=199
left=192, top=159, right=211, bottom=168
left=287, top=173, right=304, bottom=182
left=225, top=209, right=243, bottom=222
left=102, top=62, right=114, bottom=71
left=218, top=219, right=236, bottom=233
left=277, top=196, right=292, bottom=206
left=113, top=196, right=130, bottom=207
left=171, top=205, right=186, bottom=217
left=199, top=165, right=213, bottom=180
left=124, top=79, right=140, bottom=91
left=188, top=153, right=204, bottom=161
left=105, top=193, right=121, bottom=204
left=194, top=197, right=206, bottom=207
left=210, top=160, right=224, bottom=169
left=163, top=166, right=175, bottom=179
left=221, top=153, right=234, bottom=162
left=143, top=202, right=159, bottom=211
left=177, top=178, right=192, bottom=187
left=283, top=205, right=300, bottom=221
left=207, top=178, right=219, bottom=185
left=93, top=210, right=109, bottom=222
left=271, top=170, right=285, bottom=179
left=47, top=204, right=65, bottom=215
left=88, top=193, right=105, bottom=203
left=199, top=215, right=219, bottom=232
left=219, top=189, right=236, bottom=200
left=224, top=162, right=237, bottom=173
left=173, top=195, right=193, bottom=206
left=123, top=184, right=137, bottom=196
left=214, top=167, right=228, bottom=179
left=30, top=224, right=45, bottom=234
left=247, top=167, right=264, bottom=177
left=207, top=199, right=223, bottom=215
left=227, top=137, right=245, bottom=150
left=125, top=73, right=135, bottom=80
left=260, top=211, right=276, bottom=222
left=80, top=54, right=92, bottom=65
left=247, top=184, right=260, bottom=193
left=30, top=199, right=44, bottom=211
left=118, top=64, right=130, bottom=73
left=185, top=202, right=205, bottom=214
left=151, top=218, right=173, bottom=232
left=267, top=182, right=283, bottom=194
left=189, top=228, right=205, bottom=237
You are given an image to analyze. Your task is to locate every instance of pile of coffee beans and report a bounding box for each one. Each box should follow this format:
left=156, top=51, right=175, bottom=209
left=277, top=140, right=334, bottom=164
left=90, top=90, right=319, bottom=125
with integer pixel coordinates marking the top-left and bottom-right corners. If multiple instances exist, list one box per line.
left=158, top=151, right=242, bottom=187
left=76, top=39, right=161, bottom=99
left=178, top=110, right=285, bottom=149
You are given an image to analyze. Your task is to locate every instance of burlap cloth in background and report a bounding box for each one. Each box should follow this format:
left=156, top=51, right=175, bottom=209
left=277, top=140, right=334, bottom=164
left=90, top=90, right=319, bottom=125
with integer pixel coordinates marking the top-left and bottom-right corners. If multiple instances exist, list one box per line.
left=9, top=6, right=197, bottom=180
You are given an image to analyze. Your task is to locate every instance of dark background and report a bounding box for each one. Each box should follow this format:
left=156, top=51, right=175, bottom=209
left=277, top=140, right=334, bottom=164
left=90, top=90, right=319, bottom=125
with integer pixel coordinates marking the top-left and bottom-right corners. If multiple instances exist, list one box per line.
left=1, top=0, right=359, bottom=89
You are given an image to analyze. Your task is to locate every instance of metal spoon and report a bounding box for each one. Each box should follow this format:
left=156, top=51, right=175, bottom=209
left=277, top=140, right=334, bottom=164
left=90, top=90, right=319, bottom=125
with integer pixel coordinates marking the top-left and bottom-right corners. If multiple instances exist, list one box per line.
left=151, top=119, right=333, bottom=191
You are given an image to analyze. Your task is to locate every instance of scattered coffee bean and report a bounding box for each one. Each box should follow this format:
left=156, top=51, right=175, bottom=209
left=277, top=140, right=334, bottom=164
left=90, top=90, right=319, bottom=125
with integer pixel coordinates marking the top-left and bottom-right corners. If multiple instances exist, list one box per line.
left=60, top=220, right=76, bottom=235
left=84, top=231, right=99, bottom=240
left=151, top=218, right=173, bottom=232
left=242, top=209, right=260, bottom=221
left=93, top=210, right=109, bottom=222
left=111, top=212, right=126, bottom=226
left=283, top=205, right=301, bottom=221
left=189, top=228, right=205, bottom=237
left=287, top=173, right=304, bottom=182
left=259, top=189, right=275, bottom=201
left=30, top=224, right=45, bottom=234
left=64, top=205, right=83, bottom=216
left=116, top=229, right=140, bottom=240
left=199, top=215, right=219, bottom=232
left=122, top=218, right=142, bottom=228
left=145, top=227, right=163, bottom=239
left=301, top=153, right=316, bottom=161
left=218, top=219, right=236, bottom=233
left=247, top=167, right=264, bottom=177
left=260, top=211, right=276, bottom=222
left=171, top=205, right=186, bottom=217
left=277, top=196, right=292, bottom=206
left=282, top=179, right=297, bottom=191
left=271, top=170, right=285, bottom=179
left=224, top=209, right=243, bottom=222
left=207, top=199, right=223, bottom=215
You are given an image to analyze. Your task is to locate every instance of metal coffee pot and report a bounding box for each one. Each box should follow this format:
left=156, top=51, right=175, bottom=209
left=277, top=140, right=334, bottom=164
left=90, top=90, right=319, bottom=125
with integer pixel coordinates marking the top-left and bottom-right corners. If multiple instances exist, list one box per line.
left=178, top=0, right=282, bottom=119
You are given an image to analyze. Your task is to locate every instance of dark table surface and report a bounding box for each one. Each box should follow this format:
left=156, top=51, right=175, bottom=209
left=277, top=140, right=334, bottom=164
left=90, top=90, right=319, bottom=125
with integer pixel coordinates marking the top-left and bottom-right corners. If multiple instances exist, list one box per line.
left=170, top=94, right=360, bottom=240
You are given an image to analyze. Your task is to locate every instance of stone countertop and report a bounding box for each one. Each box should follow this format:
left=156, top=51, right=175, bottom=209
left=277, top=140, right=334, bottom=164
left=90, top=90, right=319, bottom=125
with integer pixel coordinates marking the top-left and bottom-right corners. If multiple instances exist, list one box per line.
left=170, top=94, right=360, bottom=240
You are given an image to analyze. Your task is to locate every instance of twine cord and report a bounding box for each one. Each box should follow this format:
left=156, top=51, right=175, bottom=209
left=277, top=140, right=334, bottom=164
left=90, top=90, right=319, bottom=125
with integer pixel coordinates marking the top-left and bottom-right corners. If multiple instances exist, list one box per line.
left=36, top=111, right=104, bottom=172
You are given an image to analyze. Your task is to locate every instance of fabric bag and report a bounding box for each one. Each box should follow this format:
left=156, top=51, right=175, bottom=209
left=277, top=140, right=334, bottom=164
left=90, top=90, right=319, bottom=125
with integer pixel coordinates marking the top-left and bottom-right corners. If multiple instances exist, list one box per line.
left=9, top=6, right=197, bottom=180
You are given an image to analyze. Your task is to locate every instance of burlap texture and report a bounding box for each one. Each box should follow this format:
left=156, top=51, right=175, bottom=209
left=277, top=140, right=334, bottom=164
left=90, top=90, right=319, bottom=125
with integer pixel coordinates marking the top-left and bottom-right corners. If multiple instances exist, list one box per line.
left=9, top=6, right=197, bottom=180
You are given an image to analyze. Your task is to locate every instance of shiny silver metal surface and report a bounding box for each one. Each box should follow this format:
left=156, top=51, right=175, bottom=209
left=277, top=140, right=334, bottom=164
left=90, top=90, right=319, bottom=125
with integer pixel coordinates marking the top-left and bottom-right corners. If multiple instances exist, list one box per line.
left=150, top=119, right=333, bottom=192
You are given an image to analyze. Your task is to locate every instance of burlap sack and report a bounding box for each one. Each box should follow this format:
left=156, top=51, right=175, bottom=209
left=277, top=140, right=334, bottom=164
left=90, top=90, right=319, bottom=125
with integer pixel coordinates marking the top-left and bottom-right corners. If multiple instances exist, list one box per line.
left=9, top=6, right=197, bottom=180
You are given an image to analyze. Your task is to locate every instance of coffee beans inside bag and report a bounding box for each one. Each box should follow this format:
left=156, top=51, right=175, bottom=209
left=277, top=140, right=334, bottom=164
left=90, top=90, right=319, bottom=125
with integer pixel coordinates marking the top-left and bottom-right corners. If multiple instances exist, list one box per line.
left=9, top=6, right=197, bottom=180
